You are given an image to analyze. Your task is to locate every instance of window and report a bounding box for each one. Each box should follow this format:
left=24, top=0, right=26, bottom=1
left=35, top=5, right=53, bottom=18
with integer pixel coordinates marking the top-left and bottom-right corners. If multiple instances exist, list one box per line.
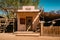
left=20, top=18, right=25, bottom=24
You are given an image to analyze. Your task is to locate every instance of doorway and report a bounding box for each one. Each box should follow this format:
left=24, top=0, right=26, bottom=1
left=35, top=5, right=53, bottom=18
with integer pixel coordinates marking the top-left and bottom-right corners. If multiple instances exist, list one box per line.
left=26, top=17, right=32, bottom=31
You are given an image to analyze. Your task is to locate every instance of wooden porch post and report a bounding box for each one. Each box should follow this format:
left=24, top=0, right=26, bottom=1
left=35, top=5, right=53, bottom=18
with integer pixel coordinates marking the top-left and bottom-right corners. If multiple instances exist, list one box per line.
left=40, top=21, right=45, bottom=36
left=13, top=18, right=14, bottom=33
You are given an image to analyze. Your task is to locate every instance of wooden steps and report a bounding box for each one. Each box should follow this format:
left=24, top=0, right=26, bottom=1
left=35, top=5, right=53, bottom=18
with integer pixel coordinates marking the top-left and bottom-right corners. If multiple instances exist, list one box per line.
left=14, top=31, right=40, bottom=36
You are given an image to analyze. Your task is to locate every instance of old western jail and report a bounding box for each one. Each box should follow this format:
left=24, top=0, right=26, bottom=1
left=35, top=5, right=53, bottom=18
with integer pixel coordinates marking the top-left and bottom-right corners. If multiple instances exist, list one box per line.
left=0, top=6, right=60, bottom=36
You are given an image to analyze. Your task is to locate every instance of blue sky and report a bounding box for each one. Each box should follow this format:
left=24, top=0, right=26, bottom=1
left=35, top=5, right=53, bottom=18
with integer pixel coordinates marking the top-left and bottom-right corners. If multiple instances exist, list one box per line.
left=39, top=0, right=60, bottom=12
left=0, top=10, right=5, bottom=14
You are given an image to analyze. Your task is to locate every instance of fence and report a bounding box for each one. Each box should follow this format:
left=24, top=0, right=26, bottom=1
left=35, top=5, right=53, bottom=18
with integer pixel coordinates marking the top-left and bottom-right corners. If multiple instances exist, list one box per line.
left=0, top=18, right=14, bottom=33
left=43, top=26, right=60, bottom=36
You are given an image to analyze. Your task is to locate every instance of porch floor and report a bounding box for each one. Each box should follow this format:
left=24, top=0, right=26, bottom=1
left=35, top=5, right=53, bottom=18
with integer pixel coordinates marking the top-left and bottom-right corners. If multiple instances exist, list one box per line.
left=14, top=31, right=40, bottom=36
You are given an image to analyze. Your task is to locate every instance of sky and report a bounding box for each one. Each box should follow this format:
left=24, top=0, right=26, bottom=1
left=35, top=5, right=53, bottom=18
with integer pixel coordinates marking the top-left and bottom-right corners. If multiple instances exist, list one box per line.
left=39, top=0, right=60, bottom=12
left=0, top=10, right=5, bottom=14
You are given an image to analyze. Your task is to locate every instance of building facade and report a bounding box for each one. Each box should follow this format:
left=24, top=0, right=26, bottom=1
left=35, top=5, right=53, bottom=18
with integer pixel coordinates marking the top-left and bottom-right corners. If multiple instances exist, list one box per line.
left=16, top=6, right=40, bottom=31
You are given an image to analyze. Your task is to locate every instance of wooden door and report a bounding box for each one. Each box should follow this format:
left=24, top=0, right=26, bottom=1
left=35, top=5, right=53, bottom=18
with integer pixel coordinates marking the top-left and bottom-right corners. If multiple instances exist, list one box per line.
left=26, top=17, right=32, bottom=31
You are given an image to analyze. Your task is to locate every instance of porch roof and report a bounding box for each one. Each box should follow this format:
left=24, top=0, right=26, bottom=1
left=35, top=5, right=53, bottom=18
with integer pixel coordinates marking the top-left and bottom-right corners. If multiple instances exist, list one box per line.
left=17, top=9, right=40, bottom=12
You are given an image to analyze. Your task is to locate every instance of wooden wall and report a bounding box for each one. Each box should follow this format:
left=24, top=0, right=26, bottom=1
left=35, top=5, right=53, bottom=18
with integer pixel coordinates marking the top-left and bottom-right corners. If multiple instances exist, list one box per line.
left=16, top=12, right=39, bottom=31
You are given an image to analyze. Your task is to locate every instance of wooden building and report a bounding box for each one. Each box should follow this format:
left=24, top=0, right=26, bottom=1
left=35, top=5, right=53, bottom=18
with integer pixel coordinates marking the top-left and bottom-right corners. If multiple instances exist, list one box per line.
left=16, top=6, right=41, bottom=31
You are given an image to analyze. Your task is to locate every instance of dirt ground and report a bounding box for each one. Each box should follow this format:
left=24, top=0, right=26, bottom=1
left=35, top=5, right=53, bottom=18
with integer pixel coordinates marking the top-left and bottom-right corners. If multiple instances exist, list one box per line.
left=0, top=33, right=60, bottom=40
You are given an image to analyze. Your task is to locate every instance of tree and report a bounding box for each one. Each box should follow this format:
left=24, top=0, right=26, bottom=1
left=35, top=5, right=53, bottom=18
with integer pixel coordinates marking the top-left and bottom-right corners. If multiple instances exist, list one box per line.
left=19, top=0, right=40, bottom=8
left=32, top=0, right=40, bottom=8
left=0, top=0, right=18, bottom=18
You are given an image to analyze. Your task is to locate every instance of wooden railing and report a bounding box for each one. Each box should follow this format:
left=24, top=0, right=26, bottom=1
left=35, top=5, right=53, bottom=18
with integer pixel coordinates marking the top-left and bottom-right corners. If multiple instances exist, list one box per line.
left=0, top=18, right=14, bottom=33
